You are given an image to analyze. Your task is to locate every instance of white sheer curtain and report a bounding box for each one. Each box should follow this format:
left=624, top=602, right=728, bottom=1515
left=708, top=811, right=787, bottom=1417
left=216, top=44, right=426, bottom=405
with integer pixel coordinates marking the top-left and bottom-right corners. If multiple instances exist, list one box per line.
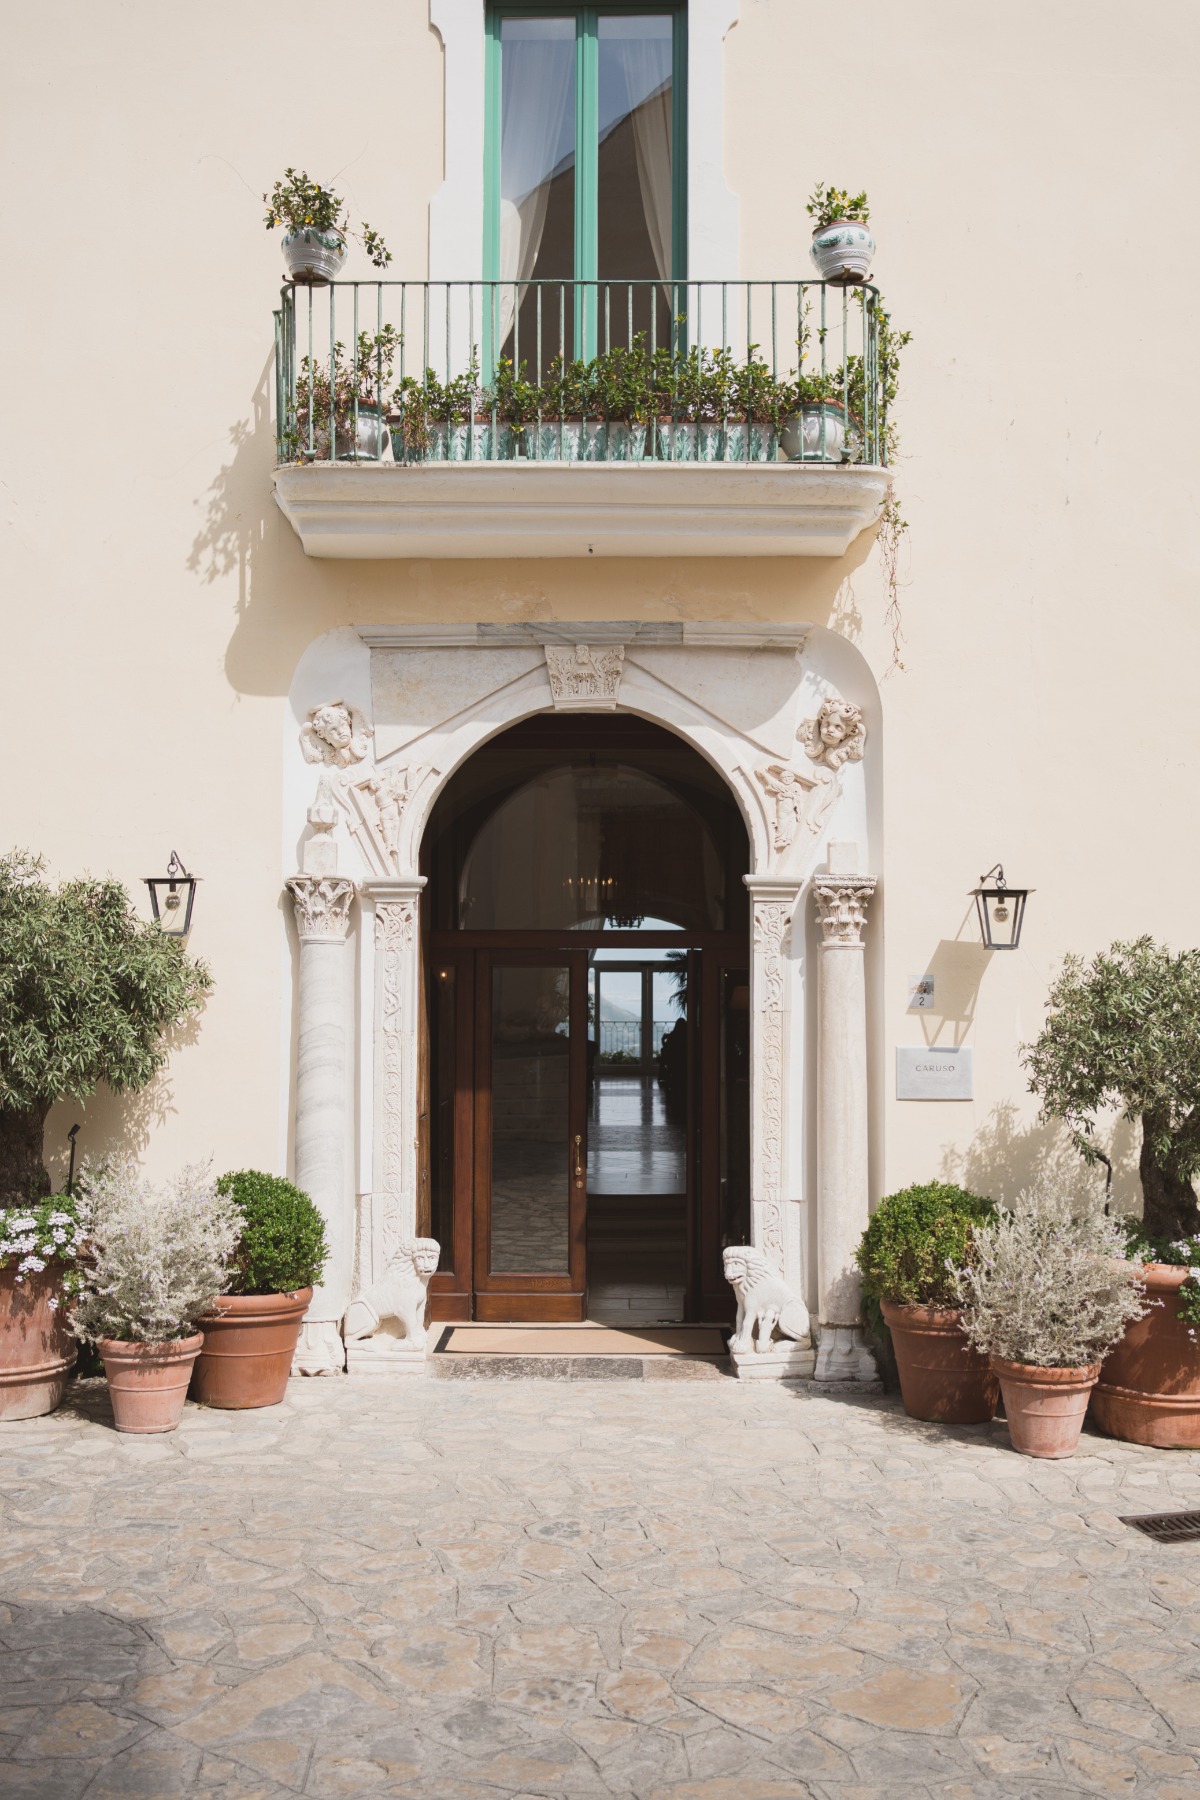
left=498, top=25, right=574, bottom=348
left=613, top=38, right=673, bottom=293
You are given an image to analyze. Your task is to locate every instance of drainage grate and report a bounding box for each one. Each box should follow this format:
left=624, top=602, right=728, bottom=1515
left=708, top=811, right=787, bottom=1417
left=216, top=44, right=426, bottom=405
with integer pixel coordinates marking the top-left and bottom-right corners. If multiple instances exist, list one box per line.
left=1120, top=1510, right=1200, bottom=1544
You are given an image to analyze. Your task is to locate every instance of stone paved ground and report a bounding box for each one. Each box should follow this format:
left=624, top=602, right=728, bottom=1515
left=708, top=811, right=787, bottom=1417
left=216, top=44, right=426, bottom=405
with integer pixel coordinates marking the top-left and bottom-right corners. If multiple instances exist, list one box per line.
left=2, top=1376, right=1200, bottom=1800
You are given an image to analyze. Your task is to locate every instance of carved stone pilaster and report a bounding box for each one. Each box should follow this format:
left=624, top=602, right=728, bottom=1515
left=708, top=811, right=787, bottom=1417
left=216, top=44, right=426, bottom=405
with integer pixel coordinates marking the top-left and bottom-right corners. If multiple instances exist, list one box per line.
left=287, top=875, right=355, bottom=943
left=358, top=881, right=425, bottom=1309
left=747, top=884, right=801, bottom=1282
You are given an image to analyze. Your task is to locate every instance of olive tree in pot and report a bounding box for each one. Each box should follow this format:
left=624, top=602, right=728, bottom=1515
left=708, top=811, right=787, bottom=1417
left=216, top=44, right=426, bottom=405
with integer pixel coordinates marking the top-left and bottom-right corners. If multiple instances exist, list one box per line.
left=807, top=182, right=875, bottom=283
left=71, top=1162, right=241, bottom=1435
left=855, top=1182, right=997, bottom=1424
left=0, top=852, right=211, bottom=1207
left=191, top=1171, right=329, bottom=1410
left=0, top=1193, right=87, bottom=1420
left=953, top=1184, right=1146, bottom=1459
left=1024, top=939, right=1200, bottom=1446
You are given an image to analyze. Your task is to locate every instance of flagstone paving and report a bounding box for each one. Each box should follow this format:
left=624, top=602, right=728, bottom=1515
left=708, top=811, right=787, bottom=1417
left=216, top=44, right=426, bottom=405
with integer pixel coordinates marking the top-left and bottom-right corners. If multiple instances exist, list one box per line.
left=1, top=1376, right=1200, bottom=1799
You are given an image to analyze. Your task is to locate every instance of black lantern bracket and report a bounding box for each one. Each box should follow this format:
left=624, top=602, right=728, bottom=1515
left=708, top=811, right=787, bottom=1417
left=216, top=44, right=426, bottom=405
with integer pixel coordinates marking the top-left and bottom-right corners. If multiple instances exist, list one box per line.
left=971, top=862, right=1031, bottom=951
left=144, top=850, right=199, bottom=939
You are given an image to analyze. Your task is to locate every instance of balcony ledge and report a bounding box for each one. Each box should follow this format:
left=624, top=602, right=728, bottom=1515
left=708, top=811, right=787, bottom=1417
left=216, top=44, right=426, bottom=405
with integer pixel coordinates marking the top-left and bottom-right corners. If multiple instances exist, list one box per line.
left=271, top=460, right=890, bottom=560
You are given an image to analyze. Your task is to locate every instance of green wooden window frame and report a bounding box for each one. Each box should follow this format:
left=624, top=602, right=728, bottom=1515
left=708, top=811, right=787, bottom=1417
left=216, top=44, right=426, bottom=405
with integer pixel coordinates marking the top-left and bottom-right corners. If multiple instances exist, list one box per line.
left=484, top=1, right=688, bottom=359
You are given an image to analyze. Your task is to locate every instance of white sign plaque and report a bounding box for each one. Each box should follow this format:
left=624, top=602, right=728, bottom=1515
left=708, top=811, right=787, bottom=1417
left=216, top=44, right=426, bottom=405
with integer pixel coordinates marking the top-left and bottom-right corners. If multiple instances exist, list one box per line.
left=896, top=1046, right=973, bottom=1101
left=908, top=974, right=935, bottom=1010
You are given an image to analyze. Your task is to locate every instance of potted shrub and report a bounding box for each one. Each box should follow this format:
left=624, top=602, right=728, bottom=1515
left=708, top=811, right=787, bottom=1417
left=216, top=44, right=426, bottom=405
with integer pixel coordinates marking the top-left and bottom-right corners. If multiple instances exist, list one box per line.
left=953, top=1184, right=1147, bottom=1460
left=1093, top=1227, right=1200, bottom=1447
left=290, top=326, right=400, bottom=462
left=191, top=1171, right=329, bottom=1410
left=806, top=182, right=875, bottom=284
left=71, top=1161, right=241, bottom=1435
left=0, top=852, right=210, bottom=1209
left=1024, top=939, right=1200, bottom=1446
left=654, top=345, right=724, bottom=462
left=855, top=1182, right=997, bottom=1424
left=537, top=354, right=607, bottom=462
left=264, top=167, right=390, bottom=284
left=485, top=354, right=540, bottom=459
left=726, top=347, right=781, bottom=464
left=601, top=337, right=654, bottom=462
left=779, top=371, right=857, bottom=464
left=0, top=1193, right=86, bottom=1420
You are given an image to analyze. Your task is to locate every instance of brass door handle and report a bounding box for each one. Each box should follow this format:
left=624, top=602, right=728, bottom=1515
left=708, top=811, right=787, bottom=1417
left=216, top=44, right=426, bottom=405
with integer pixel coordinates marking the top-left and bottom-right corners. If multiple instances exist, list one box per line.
left=574, top=1134, right=584, bottom=1190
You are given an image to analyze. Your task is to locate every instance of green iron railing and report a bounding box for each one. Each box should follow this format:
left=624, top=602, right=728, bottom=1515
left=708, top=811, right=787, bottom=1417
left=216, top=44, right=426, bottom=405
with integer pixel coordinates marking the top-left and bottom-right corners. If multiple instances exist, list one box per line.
left=273, top=279, right=888, bottom=468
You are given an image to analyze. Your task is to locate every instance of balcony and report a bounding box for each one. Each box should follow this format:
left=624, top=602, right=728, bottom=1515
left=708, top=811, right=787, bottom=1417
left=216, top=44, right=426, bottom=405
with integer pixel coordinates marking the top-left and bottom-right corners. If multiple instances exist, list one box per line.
left=271, top=279, right=892, bottom=559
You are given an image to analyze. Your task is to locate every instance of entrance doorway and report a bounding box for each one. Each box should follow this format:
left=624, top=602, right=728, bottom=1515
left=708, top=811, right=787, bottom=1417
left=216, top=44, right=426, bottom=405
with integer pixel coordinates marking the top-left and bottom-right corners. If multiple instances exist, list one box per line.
left=420, top=715, right=749, bottom=1323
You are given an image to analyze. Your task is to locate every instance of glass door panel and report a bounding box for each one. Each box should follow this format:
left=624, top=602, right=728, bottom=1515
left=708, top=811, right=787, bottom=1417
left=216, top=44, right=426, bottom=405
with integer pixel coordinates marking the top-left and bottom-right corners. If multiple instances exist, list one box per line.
left=596, top=13, right=674, bottom=351
left=490, top=963, right=572, bottom=1273
left=496, top=14, right=577, bottom=369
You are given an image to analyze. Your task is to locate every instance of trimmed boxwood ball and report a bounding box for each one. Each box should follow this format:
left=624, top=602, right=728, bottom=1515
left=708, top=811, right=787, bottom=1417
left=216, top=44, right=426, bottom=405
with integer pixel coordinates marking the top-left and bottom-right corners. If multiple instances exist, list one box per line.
left=216, top=1170, right=330, bottom=1296
left=856, top=1181, right=994, bottom=1310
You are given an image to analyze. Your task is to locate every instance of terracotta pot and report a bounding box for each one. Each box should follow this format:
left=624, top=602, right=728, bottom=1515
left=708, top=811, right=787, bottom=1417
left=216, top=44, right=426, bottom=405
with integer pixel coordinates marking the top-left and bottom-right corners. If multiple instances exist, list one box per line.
left=99, top=1334, right=203, bottom=1434
left=191, top=1288, right=312, bottom=1410
left=1091, top=1264, right=1200, bottom=1448
left=990, top=1356, right=1100, bottom=1459
left=881, top=1300, right=998, bottom=1424
left=0, top=1261, right=77, bottom=1421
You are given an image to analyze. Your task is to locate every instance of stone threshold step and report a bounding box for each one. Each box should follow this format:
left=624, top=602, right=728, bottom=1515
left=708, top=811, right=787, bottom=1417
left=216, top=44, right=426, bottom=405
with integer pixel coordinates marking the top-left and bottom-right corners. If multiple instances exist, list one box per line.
left=430, top=1354, right=732, bottom=1381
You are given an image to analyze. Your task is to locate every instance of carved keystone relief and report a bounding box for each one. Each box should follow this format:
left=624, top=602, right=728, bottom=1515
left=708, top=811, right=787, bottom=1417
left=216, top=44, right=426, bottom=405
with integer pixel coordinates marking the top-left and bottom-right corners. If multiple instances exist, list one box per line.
left=755, top=697, right=867, bottom=856
left=545, top=643, right=625, bottom=710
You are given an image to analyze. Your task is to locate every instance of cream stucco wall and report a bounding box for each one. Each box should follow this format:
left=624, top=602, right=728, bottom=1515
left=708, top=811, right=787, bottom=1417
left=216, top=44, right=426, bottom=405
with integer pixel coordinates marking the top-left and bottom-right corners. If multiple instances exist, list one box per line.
left=3, top=0, right=1198, bottom=1213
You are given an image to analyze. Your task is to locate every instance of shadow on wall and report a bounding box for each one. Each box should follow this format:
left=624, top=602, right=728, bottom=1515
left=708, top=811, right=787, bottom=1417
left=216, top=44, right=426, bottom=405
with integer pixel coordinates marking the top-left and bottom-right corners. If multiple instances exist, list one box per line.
left=939, top=1099, right=1140, bottom=1215
left=912, top=933, right=991, bottom=1048
left=43, top=1012, right=208, bottom=1193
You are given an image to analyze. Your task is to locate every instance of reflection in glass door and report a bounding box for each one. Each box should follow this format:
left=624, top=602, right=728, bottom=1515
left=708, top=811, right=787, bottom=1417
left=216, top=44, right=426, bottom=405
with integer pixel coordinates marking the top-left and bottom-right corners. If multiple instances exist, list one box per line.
left=473, top=954, right=588, bottom=1320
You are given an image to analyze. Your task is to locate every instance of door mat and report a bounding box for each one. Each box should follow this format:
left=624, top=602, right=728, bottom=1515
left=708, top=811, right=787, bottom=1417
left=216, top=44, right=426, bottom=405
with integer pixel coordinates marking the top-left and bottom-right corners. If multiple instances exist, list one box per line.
left=436, top=1325, right=727, bottom=1358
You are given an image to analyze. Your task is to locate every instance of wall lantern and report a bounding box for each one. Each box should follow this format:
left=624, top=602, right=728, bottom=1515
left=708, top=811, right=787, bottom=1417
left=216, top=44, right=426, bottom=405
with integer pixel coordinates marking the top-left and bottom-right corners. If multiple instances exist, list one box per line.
left=972, top=863, right=1030, bottom=951
left=144, top=851, right=199, bottom=939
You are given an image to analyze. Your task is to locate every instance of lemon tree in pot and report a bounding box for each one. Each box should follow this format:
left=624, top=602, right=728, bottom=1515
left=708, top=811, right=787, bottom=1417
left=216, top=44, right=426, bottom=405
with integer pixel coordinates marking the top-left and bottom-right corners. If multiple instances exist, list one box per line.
left=855, top=1182, right=997, bottom=1424
left=1025, top=939, right=1200, bottom=1446
left=807, top=182, right=875, bottom=283
left=71, top=1162, right=241, bottom=1435
left=191, top=1171, right=328, bottom=1410
left=953, top=1184, right=1146, bottom=1460
left=264, top=167, right=390, bottom=284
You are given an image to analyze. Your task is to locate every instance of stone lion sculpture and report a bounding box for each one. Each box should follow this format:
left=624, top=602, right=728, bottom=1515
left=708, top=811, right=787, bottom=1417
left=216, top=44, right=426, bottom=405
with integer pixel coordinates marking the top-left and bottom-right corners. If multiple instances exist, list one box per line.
left=343, top=1238, right=440, bottom=1353
left=723, top=1245, right=811, bottom=1354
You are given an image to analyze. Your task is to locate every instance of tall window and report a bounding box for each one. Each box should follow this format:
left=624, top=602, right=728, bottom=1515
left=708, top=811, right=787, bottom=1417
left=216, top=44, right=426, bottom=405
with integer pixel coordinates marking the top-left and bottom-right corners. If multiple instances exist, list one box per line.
left=485, top=4, right=686, bottom=367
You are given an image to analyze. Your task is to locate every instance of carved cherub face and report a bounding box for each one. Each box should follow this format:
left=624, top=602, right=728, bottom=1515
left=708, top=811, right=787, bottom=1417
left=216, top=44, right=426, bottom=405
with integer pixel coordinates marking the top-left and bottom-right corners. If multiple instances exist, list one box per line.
left=312, top=704, right=353, bottom=751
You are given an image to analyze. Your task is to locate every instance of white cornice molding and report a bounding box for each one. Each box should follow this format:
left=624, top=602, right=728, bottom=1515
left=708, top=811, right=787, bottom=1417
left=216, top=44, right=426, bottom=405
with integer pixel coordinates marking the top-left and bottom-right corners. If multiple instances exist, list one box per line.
left=357, top=620, right=812, bottom=651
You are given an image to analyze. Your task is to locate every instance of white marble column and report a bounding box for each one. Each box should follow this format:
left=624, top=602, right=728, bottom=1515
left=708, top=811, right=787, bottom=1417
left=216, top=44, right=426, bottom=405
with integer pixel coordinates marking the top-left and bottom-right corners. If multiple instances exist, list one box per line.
left=286, top=875, right=356, bottom=1374
left=356, top=880, right=425, bottom=1301
left=812, top=871, right=878, bottom=1383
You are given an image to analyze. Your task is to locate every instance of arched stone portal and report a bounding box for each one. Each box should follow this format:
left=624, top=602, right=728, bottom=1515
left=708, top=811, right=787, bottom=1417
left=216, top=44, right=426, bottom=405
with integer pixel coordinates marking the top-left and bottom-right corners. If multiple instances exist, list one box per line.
left=284, top=621, right=879, bottom=1382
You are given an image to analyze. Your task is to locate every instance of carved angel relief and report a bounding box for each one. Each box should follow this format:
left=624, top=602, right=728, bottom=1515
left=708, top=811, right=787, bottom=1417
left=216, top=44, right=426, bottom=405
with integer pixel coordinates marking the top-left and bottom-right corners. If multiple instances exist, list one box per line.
left=346, top=763, right=432, bottom=875
left=755, top=697, right=866, bottom=855
left=545, top=643, right=625, bottom=710
left=300, top=700, right=373, bottom=768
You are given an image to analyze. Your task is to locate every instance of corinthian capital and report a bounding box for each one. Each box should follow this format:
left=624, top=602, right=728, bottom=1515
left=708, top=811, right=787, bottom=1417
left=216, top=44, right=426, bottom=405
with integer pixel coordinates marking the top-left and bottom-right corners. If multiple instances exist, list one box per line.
left=812, top=874, right=876, bottom=946
left=287, top=875, right=356, bottom=943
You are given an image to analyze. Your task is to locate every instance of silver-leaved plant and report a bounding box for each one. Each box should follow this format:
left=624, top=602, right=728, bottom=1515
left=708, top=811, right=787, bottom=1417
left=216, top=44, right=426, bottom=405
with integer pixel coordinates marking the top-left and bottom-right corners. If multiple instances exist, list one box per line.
left=953, top=1182, right=1147, bottom=1369
left=71, top=1160, right=241, bottom=1345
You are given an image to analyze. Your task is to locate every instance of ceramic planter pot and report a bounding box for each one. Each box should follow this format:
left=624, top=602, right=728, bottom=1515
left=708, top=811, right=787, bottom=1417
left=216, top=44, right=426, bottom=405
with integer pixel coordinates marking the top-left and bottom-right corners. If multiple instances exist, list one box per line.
left=605, top=423, right=649, bottom=462
left=191, top=1288, right=312, bottom=1410
left=656, top=420, right=696, bottom=461
left=0, top=1262, right=76, bottom=1421
left=99, top=1334, right=204, bottom=1435
left=342, top=405, right=389, bottom=461
left=809, top=220, right=875, bottom=284
left=779, top=404, right=856, bottom=464
left=723, top=422, right=779, bottom=463
left=281, top=227, right=347, bottom=284
left=881, top=1300, right=998, bottom=1425
left=990, top=1356, right=1100, bottom=1459
left=535, top=420, right=607, bottom=461
left=1091, top=1265, right=1200, bottom=1448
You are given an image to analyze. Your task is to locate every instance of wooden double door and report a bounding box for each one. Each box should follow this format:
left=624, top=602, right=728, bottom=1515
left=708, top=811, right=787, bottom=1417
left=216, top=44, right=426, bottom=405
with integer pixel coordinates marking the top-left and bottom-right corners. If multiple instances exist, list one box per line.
left=422, top=936, right=748, bottom=1324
